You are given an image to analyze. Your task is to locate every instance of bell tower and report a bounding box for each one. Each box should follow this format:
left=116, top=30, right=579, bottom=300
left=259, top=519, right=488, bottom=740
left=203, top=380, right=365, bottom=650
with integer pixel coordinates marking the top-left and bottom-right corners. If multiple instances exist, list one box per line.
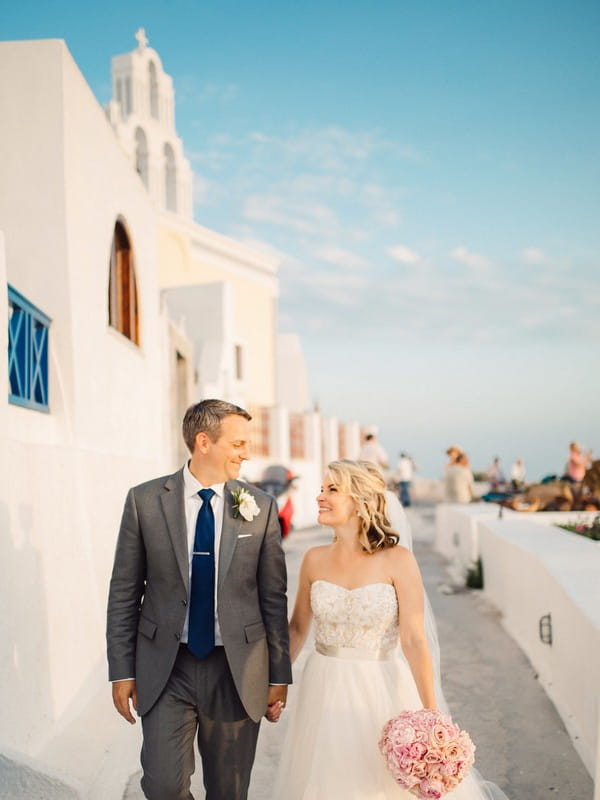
left=106, top=28, right=193, bottom=218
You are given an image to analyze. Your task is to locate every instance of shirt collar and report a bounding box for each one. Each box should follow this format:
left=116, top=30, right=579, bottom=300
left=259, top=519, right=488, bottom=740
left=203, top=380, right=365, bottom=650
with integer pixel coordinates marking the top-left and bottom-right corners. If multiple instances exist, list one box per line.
left=183, top=462, right=225, bottom=499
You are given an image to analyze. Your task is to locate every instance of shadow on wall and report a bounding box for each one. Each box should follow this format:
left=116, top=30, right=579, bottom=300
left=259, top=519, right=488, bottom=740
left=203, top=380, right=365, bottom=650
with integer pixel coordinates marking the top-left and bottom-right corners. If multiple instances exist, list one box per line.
left=1, top=502, right=54, bottom=748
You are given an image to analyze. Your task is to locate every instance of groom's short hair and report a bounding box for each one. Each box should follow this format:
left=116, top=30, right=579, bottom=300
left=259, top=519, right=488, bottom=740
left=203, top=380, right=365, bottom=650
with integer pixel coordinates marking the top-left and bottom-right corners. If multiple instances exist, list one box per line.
left=182, top=399, right=252, bottom=452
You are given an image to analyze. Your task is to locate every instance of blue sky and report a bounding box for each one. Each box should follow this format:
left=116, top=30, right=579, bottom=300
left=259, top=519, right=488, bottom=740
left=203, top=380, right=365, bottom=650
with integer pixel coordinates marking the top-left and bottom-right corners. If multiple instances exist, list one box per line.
left=4, top=0, right=599, bottom=477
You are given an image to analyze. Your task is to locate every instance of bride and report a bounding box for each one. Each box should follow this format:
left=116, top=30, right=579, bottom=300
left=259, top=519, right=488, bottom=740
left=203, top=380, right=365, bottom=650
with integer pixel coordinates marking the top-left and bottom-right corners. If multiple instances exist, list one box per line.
left=272, top=460, right=508, bottom=799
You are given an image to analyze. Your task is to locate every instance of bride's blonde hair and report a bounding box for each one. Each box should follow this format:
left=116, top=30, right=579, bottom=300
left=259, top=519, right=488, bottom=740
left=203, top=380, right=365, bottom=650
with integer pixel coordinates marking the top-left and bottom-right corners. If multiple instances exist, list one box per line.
left=326, top=459, right=399, bottom=553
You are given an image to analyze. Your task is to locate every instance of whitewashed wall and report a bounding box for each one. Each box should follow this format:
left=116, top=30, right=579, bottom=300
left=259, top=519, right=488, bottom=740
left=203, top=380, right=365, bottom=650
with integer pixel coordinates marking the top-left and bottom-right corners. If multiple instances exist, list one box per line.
left=479, top=518, right=600, bottom=783
left=0, top=41, right=169, bottom=798
left=435, top=502, right=506, bottom=583
left=435, top=502, right=597, bottom=584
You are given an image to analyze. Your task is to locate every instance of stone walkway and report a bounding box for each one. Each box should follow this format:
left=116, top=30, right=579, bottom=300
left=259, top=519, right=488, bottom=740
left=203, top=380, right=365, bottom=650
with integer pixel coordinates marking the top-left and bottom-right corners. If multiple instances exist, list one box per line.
left=126, top=505, right=594, bottom=799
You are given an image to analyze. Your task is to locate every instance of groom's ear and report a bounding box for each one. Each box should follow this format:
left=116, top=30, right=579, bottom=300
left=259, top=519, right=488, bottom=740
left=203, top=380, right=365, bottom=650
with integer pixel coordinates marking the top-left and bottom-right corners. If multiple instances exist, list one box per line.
left=194, top=431, right=211, bottom=454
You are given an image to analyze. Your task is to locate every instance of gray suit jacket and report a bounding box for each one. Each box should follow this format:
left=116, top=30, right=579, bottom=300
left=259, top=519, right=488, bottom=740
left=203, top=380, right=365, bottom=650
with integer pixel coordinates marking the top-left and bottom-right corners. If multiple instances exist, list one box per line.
left=106, top=470, right=292, bottom=721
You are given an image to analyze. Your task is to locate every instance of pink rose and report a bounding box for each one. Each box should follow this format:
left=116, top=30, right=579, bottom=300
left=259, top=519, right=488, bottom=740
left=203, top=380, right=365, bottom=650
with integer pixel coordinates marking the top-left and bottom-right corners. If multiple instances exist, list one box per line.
left=420, top=778, right=444, bottom=799
left=441, top=761, right=460, bottom=777
left=444, top=742, right=461, bottom=760
left=412, top=761, right=428, bottom=778
left=409, top=742, right=428, bottom=759
left=430, top=723, right=450, bottom=746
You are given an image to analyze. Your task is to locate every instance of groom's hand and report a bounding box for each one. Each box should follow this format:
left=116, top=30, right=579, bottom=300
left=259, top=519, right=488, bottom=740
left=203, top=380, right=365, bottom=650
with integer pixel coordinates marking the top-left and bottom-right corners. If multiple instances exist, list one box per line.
left=265, top=684, right=288, bottom=723
left=112, top=679, right=138, bottom=724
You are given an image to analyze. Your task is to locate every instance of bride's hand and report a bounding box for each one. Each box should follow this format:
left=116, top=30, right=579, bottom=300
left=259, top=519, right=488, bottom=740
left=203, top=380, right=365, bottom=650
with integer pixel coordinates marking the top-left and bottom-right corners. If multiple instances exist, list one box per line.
left=265, top=685, right=287, bottom=723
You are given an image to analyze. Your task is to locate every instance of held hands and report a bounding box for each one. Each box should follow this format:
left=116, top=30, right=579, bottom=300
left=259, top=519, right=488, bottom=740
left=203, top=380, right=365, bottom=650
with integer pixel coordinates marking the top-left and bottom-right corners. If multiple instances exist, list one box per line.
left=112, top=679, right=138, bottom=724
left=265, top=684, right=288, bottom=723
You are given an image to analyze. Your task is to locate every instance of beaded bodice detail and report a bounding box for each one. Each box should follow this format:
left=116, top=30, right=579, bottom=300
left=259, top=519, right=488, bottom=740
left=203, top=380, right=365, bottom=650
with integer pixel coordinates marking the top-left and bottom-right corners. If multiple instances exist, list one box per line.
left=310, top=580, right=399, bottom=652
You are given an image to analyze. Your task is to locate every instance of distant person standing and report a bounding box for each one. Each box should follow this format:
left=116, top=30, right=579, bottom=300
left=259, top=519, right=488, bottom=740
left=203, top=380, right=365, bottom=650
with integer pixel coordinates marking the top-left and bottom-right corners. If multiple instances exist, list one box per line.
left=563, top=442, right=591, bottom=483
left=487, top=457, right=505, bottom=491
left=395, top=452, right=414, bottom=507
left=444, top=453, right=474, bottom=503
left=510, top=458, right=526, bottom=490
left=444, top=445, right=462, bottom=472
left=358, top=430, right=389, bottom=469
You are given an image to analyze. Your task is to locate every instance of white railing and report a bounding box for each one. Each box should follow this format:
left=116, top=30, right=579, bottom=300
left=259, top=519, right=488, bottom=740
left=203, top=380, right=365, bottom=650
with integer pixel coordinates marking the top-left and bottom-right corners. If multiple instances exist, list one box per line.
left=435, top=503, right=600, bottom=791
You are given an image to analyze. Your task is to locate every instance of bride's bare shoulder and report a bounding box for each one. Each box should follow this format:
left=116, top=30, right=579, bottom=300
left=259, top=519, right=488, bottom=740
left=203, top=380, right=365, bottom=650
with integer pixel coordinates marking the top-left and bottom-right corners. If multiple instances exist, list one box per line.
left=383, top=542, right=417, bottom=568
left=301, top=544, right=331, bottom=570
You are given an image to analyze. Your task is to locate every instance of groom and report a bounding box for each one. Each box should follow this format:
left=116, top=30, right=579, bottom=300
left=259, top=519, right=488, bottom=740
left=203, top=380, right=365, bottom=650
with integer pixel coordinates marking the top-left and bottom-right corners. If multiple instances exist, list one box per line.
left=107, top=399, right=292, bottom=799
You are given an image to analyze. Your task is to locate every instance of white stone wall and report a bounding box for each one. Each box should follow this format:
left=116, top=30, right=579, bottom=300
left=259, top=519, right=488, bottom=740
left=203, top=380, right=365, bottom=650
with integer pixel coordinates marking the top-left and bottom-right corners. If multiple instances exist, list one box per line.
left=434, top=502, right=503, bottom=580
left=276, top=333, right=309, bottom=412
left=158, top=218, right=280, bottom=407
left=479, top=518, right=599, bottom=781
left=0, top=40, right=170, bottom=797
left=436, top=501, right=600, bottom=783
left=435, top=502, right=597, bottom=582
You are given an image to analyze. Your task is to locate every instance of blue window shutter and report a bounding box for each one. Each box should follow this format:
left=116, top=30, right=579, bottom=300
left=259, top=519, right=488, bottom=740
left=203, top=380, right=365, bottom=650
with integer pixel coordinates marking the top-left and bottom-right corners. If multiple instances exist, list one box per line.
left=7, top=285, right=51, bottom=412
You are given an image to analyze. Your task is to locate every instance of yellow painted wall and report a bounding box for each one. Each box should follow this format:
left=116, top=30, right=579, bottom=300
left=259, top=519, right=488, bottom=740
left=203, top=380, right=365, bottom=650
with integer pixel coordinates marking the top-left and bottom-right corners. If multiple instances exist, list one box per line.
left=158, top=223, right=276, bottom=406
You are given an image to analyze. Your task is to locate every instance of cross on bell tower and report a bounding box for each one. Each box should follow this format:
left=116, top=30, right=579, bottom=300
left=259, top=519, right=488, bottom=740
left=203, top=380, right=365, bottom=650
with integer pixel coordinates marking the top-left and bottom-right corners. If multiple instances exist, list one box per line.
left=135, top=27, right=148, bottom=50
left=108, top=31, right=193, bottom=218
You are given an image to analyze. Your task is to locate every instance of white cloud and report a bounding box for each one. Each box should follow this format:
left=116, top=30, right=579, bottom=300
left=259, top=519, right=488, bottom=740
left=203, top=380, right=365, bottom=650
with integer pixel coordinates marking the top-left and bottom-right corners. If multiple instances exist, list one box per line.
left=521, top=247, right=545, bottom=264
left=450, top=246, right=492, bottom=270
left=242, top=194, right=340, bottom=236
left=178, top=77, right=239, bottom=106
left=313, top=245, right=368, bottom=270
left=245, top=126, right=422, bottom=173
left=193, top=175, right=214, bottom=206
left=388, top=244, right=420, bottom=265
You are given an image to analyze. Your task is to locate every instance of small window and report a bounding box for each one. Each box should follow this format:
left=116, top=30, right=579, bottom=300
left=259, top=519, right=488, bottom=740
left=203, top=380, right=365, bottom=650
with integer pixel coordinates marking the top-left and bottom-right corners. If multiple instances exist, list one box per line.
left=234, top=344, right=243, bottom=380
left=8, top=285, right=51, bottom=412
left=164, top=143, right=177, bottom=212
left=149, top=61, right=159, bottom=119
left=125, top=77, right=132, bottom=115
left=135, top=127, right=149, bottom=187
left=108, top=220, right=140, bottom=345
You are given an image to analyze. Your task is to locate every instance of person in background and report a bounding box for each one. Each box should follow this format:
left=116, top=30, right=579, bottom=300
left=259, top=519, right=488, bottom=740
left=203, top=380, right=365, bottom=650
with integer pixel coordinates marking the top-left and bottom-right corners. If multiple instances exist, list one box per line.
left=510, top=458, right=526, bottom=491
left=444, top=452, right=474, bottom=503
left=395, top=452, right=414, bottom=507
left=358, top=429, right=389, bottom=469
left=486, top=457, right=505, bottom=491
left=563, top=442, right=591, bottom=483
left=444, top=445, right=462, bottom=472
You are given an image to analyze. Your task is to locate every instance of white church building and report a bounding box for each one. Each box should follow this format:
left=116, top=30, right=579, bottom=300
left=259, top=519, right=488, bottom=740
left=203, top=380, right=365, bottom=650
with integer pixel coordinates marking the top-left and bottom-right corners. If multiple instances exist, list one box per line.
left=0, top=32, right=361, bottom=798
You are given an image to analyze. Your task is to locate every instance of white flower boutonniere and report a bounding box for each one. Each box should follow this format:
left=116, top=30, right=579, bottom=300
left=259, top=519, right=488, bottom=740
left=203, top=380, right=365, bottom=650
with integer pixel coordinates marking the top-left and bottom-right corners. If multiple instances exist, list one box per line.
left=231, top=487, right=261, bottom=522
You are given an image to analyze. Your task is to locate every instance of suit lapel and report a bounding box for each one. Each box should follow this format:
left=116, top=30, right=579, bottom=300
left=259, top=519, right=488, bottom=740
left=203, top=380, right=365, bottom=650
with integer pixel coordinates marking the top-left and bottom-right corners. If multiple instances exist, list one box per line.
left=160, top=470, right=189, bottom=590
left=218, top=482, right=243, bottom=589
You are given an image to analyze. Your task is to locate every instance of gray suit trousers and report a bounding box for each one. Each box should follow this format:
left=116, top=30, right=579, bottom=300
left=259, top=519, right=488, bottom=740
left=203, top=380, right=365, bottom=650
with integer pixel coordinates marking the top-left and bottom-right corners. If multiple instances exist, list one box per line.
left=140, top=646, right=260, bottom=800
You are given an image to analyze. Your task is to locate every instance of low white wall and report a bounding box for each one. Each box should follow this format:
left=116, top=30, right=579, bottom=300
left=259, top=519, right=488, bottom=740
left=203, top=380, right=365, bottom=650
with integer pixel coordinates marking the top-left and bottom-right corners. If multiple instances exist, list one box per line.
left=434, top=503, right=501, bottom=581
left=435, top=502, right=597, bottom=584
left=478, top=517, right=600, bottom=782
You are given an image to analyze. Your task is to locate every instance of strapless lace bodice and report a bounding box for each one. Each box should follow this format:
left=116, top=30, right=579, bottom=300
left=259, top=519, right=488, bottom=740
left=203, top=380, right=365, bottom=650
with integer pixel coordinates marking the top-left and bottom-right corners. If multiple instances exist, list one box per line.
left=310, top=580, right=399, bottom=652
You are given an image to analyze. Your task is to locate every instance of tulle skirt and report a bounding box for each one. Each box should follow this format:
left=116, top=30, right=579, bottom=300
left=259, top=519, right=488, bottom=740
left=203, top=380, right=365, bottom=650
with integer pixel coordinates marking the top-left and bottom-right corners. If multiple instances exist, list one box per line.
left=272, top=649, right=508, bottom=800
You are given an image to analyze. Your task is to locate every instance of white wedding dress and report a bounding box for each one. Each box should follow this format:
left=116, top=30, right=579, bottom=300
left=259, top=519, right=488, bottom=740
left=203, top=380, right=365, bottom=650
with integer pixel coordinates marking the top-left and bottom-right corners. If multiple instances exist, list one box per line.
left=272, top=578, right=508, bottom=799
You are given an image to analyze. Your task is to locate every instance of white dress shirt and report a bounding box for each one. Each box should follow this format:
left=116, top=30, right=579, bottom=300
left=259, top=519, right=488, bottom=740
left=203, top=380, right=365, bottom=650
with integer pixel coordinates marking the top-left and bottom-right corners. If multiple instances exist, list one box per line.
left=182, top=462, right=224, bottom=645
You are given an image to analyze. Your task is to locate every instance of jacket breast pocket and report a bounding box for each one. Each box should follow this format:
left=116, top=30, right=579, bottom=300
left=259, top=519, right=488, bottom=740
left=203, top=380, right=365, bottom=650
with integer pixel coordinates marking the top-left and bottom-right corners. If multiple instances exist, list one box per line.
left=138, top=615, right=157, bottom=640
left=244, top=621, right=266, bottom=643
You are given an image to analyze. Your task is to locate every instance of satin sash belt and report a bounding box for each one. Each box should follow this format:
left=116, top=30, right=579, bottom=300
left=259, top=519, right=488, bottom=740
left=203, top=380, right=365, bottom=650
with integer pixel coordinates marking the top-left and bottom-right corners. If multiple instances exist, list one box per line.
left=315, top=642, right=393, bottom=661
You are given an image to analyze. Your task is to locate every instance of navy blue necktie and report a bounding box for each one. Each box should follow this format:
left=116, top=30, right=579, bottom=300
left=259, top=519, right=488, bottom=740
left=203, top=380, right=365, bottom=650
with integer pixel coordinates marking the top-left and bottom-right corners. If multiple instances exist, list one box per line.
left=188, top=488, right=216, bottom=660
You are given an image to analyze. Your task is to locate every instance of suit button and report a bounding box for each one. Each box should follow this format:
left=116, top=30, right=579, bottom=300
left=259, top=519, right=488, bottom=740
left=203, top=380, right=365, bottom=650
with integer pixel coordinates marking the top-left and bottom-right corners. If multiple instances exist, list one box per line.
left=182, top=599, right=187, bottom=606
left=175, top=633, right=181, bottom=640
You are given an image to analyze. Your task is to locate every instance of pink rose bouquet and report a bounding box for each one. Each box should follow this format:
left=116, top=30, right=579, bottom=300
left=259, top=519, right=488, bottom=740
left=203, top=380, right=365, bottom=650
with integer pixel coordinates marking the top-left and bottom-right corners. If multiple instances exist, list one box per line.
left=379, top=709, right=475, bottom=799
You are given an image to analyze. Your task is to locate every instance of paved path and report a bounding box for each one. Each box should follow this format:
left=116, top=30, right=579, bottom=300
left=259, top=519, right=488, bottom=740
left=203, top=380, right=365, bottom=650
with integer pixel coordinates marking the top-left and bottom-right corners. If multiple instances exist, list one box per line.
left=126, top=505, right=594, bottom=799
